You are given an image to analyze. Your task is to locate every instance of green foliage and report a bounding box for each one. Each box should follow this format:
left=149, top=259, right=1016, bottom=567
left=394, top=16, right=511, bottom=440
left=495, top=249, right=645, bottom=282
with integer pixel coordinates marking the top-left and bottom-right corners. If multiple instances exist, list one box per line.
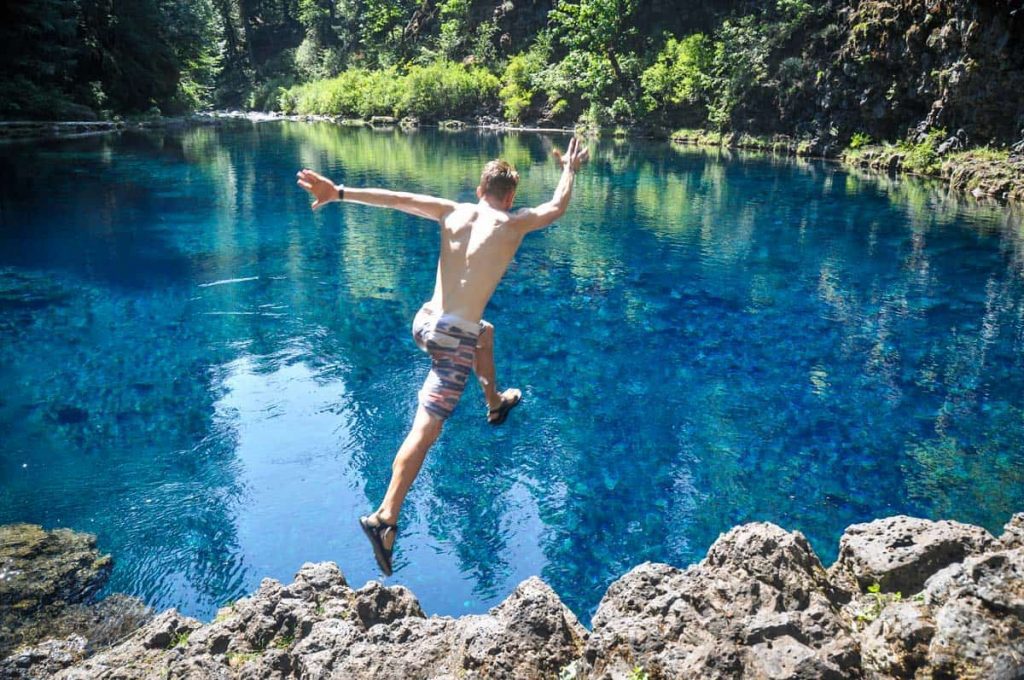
left=627, top=666, right=650, bottom=680
left=169, top=631, right=191, bottom=648
left=856, top=581, right=903, bottom=624
left=641, top=34, right=713, bottom=119
left=282, top=61, right=497, bottom=121
left=272, top=633, right=295, bottom=648
left=499, top=41, right=550, bottom=123
left=896, top=128, right=947, bottom=175
left=226, top=651, right=260, bottom=666
left=550, top=0, right=641, bottom=112
left=438, top=0, right=472, bottom=60
left=849, top=132, right=872, bottom=150
left=400, top=62, right=498, bottom=119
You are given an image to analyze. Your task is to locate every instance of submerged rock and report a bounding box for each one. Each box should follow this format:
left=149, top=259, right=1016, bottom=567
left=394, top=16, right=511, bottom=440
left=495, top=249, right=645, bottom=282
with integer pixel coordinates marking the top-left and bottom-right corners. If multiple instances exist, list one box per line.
left=0, top=523, right=113, bottom=658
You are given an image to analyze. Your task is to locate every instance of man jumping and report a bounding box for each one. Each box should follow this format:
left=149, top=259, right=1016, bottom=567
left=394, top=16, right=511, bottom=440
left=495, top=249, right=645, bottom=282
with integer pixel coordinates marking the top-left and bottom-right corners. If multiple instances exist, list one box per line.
left=296, top=136, right=589, bottom=575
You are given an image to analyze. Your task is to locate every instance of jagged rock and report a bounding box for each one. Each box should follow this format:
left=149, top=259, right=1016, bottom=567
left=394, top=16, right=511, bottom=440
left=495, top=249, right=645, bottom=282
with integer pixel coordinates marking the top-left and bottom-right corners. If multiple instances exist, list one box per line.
left=291, top=575, right=585, bottom=679
left=8, top=514, right=1024, bottom=679
left=857, top=600, right=935, bottom=678
left=0, top=523, right=113, bottom=658
left=828, top=516, right=994, bottom=597
left=0, top=635, right=89, bottom=680
left=457, top=576, right=585, bottom=678
left=923, top=547, right=1024, bottom=679
left=27, top=559, right=583, bottom=680
left=583, top=523, right=859, bottom=679
left=1000, top=513, right=1024, bottom=550
left=51, top=609, right=202, bottom=679
left=352, top=581, right=425, bottom=629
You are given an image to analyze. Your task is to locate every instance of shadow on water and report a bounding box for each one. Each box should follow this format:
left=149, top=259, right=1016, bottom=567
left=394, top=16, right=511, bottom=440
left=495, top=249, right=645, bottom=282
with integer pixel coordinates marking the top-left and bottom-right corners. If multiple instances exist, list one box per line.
left=1, top=121, right=1022, bottom=624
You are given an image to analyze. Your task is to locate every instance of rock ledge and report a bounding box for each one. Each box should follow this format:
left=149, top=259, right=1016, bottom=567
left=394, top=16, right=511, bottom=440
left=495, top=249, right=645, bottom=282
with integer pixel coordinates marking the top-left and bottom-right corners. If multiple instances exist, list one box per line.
left=2, top=513, right=1022, bottom=679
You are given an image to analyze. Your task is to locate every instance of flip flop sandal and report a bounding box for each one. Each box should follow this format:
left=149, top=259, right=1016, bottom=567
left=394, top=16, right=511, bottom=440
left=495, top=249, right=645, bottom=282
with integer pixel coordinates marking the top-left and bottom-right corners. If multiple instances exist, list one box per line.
left=359, top=512, right=398, bottom=576
left=487, top=390, right=522, bottom=426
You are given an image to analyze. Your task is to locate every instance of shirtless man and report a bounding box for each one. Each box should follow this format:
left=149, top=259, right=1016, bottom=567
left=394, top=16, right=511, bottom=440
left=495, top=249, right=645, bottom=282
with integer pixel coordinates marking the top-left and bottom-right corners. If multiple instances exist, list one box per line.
left=296, top=136, right=589, bottom=575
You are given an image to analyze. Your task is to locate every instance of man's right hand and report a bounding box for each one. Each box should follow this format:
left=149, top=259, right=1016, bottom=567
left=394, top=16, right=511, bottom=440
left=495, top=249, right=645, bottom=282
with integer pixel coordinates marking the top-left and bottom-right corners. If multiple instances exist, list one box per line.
left=552, top=136, right=590, bottom=172
left=296, top=168, right=340, bottom=210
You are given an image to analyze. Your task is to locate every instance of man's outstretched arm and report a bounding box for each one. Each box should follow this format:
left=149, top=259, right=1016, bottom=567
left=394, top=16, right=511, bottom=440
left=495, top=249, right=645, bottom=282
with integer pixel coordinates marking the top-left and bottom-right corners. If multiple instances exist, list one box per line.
left=296, top=168, right=457, bottom=222
left=510, top=136, right=589, bottom=234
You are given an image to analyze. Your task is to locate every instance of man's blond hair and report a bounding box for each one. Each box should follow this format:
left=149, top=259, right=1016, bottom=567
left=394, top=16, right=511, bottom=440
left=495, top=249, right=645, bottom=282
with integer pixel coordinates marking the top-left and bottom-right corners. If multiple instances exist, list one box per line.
left=479, top=159, right=519, bottom=201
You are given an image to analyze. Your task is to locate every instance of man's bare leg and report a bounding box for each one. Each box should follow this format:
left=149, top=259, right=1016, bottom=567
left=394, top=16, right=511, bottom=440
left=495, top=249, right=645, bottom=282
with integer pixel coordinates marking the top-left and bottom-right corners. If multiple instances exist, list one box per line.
left=474, top=320, right=521, bottom=418
left=374, top=405, right=443, bottom=547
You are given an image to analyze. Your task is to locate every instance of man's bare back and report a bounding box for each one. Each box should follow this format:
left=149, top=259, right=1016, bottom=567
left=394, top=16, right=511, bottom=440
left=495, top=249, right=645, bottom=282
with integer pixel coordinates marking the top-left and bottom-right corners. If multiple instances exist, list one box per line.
left=296, top=137, right=589, bottom=576
left=431, top=202, right=522, bottom=323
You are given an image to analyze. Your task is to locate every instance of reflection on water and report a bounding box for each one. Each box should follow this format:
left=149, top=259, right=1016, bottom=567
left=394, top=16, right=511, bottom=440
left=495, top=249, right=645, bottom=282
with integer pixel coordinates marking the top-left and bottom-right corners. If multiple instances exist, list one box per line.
left=1, top=122, right=1022, bottom=624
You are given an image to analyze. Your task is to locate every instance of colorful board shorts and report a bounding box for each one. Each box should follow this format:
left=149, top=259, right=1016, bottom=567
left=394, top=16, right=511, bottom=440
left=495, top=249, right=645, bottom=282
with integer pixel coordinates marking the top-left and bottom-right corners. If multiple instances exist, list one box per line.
left=412, top=304, right=483, bottom=420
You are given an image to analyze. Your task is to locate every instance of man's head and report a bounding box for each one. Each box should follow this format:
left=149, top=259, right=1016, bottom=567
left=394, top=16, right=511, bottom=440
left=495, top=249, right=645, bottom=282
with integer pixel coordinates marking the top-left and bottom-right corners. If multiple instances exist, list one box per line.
left=477, top=159, right=519, bottom=210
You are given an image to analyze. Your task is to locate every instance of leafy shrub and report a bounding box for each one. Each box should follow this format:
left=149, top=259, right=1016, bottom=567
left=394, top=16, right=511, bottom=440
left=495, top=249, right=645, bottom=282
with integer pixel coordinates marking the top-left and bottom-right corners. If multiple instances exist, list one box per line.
left=500, top=54, right=537, bottom=123
left=282, top=61, right=497, bottom=121
left=897, top=128, right=947, bottom=175
left=849, top=132, right=872, bottom=149
left=641, top=33, right=713, bottom=118
left=399, top=61, right=498, bottom=119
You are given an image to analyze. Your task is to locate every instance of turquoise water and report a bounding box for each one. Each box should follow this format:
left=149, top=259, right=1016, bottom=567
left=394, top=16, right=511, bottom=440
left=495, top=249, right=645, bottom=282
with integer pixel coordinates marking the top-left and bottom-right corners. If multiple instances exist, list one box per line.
left=1, top=122, right=1022, bottom=625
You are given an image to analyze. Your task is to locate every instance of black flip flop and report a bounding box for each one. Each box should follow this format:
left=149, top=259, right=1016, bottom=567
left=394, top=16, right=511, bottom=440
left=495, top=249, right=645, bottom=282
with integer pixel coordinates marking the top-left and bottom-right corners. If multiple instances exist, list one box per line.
left=487, top=390, right=522, bottom=426
left=359, top=512, right=398, bottom=576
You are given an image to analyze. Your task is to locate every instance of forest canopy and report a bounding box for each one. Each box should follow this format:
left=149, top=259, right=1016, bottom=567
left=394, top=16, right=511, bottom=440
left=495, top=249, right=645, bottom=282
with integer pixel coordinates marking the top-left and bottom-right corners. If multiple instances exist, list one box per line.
left=2, top=0, right=1022, bottom=147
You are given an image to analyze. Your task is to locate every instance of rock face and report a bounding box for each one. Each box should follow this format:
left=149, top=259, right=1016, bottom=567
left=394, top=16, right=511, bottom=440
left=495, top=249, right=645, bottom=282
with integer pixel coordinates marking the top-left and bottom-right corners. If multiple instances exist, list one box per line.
left=814, top=0, right=1024, bottom=145
left=9, top=562, right=586, bottom=680
left=828, top=515, right=995, bottom=597
left=583, top=524, right=858, bottom=679
left=1000, top=513, right=1024, bottom=550
left=4, top=514, right=1023, bottom=679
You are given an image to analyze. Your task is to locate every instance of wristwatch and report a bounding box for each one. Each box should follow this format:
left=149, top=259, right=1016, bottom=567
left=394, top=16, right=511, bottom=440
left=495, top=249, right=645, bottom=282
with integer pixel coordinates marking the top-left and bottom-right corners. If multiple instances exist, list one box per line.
left=336, top=183, right=345, bottom=201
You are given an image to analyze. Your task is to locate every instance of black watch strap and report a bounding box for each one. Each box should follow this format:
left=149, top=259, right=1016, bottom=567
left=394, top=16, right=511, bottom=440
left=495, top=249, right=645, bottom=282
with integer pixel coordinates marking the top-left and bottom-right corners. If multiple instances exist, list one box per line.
left=337, top=184, right=345, bottom=201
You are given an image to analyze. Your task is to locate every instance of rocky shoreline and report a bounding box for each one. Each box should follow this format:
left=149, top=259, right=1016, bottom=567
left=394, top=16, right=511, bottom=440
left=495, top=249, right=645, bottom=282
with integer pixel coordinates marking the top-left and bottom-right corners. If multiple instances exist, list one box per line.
left=5, top=110, right=1021, bottom=207
left=2, top=512, right=1022, bottom=679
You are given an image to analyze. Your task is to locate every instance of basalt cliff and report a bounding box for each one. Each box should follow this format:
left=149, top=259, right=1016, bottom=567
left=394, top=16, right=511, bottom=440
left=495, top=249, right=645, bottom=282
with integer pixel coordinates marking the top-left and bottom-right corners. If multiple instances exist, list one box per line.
left=2, top=513, right=1022, bottom=679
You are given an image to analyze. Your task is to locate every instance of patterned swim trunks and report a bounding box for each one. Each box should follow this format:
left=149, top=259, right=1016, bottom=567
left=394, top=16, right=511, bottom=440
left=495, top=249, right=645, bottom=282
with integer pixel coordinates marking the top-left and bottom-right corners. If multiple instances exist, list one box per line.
left=412, top=304, right=482, bottom=420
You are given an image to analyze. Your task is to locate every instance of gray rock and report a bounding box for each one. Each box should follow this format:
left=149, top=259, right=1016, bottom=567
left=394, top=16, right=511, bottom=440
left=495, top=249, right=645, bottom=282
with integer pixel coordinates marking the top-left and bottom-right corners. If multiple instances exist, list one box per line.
left=857, top=600, right=934, bottom=678
left=924, top=548, right=1024, bottom=679
left=51, top=608, right=202, bottom=679
left=13, top=514, right=1024, bottom=679
left=0, top=635, right=88, bottom=680
left=828, top=515, right=994, bottom=597
left=291, top=575, right=585, bottom=679
left=999, top=513, right=1024, bottom=550
left=35, top=559, right=584, bottom=680
left=583, top=523, right=859, bottom=679
left=456, top=576, right=586, bottom=678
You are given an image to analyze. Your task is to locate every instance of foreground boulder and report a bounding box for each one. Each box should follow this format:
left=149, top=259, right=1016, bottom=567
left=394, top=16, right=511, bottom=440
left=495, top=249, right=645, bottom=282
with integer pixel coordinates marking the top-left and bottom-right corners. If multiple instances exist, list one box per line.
left=922, top=547, right=1024, bottom=679
left=828, top=516, right=995, bottom=597
left=583, top=523, right=859, bottom=679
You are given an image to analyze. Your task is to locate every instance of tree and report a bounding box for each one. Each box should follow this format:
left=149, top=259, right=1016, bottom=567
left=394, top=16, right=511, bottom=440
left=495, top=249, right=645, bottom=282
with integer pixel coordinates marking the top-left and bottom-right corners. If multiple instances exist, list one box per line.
left=549, top=0, right=638, bottom=101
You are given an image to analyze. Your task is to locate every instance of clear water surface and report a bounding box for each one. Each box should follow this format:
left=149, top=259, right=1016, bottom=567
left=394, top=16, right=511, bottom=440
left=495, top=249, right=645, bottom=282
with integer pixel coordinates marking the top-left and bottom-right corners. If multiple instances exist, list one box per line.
left=1, top=122, right=1022, bottom=625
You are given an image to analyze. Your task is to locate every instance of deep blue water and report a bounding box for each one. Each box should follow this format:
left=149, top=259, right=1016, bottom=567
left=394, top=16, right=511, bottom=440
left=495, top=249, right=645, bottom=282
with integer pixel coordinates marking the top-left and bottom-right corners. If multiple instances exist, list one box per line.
left=1, top=121, right=1022, bottom=625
